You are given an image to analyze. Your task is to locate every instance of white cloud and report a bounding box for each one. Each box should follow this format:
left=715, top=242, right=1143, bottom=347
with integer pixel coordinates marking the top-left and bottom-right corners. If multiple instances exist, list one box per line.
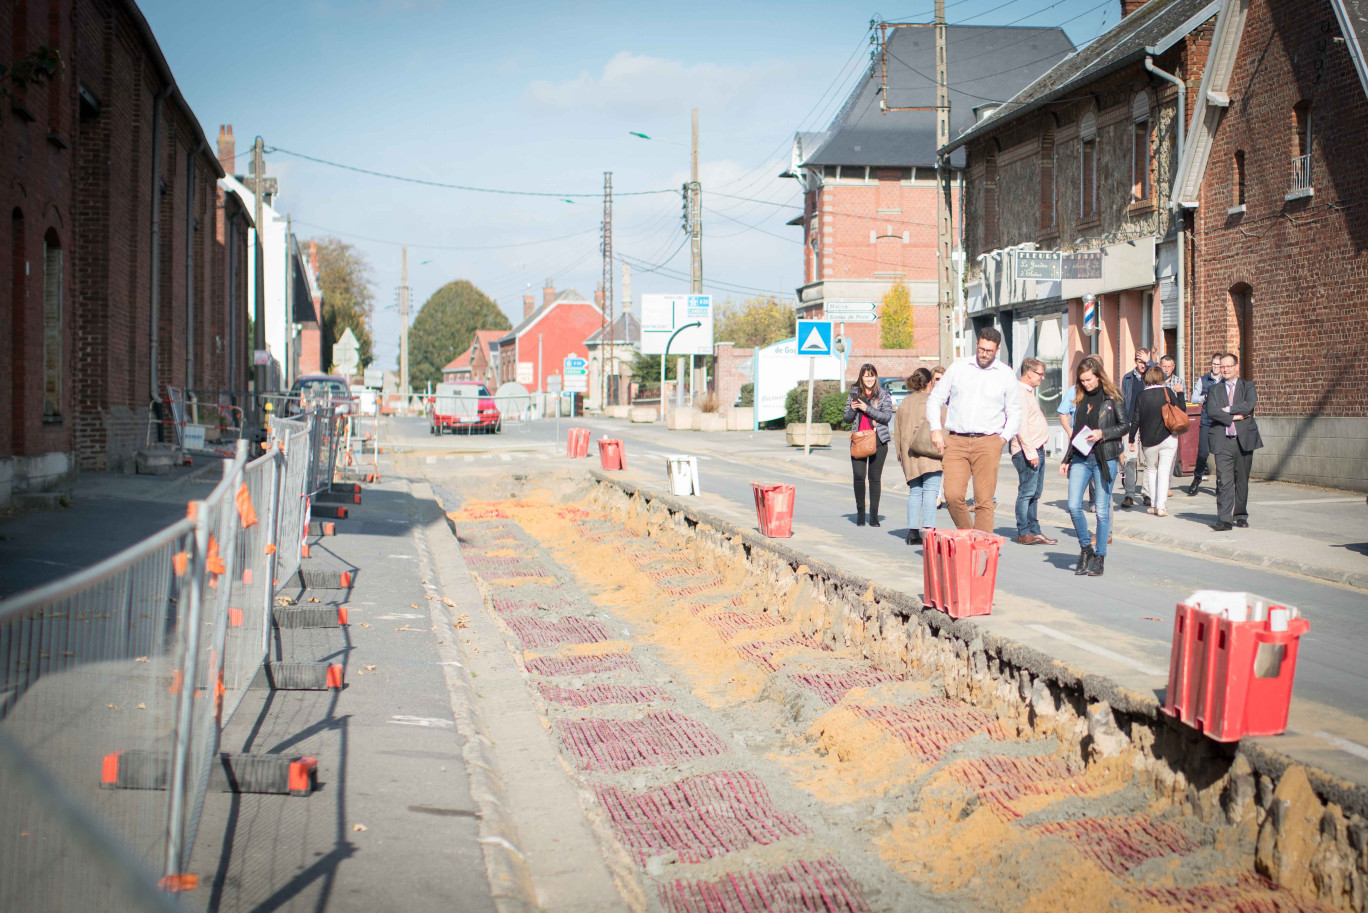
left=526, top=52, right=795, bottom=117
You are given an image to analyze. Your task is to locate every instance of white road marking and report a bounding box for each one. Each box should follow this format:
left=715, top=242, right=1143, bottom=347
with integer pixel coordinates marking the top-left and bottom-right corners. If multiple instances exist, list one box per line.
left=1313, top=731, right=1368, bottom=762
left=464, top=455, right=474, bottom=463
left=387, top=554, right=417, bottom=559
left=388, top=716, right=454, bottom=729
left=425, top=456, right=436, bottom=464
left=1022, top=623, right=1166, bottom=676
left=376, top=613, right=426, bottom=620
left=482, top=454, right=493, bottom=460
left=499, top=453, right=512, bottom=462
left=1251, top=497, right=1364, bottom=506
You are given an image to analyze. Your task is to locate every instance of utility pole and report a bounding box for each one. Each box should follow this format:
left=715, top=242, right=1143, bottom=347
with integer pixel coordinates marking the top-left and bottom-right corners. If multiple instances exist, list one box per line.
left=601, top=171, right=613, bottom=407
left=399, top=246, right=410, bottom=416
left=285, top=214, right=294, bottom=388
left=934, top=0, right=955, bottom=362
left=688, top=108, right=702, bottom=402
left=251, top=137, right=266, bottom=399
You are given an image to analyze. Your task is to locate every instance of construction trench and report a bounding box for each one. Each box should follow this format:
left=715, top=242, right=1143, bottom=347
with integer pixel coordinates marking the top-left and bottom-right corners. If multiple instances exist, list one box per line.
left=427, top=468, right=1367, bottom=913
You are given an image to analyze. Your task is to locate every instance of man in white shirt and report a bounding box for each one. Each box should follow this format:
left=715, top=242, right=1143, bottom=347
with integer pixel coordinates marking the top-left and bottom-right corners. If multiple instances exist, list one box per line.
left=927, top=327, right=1021, bottom=532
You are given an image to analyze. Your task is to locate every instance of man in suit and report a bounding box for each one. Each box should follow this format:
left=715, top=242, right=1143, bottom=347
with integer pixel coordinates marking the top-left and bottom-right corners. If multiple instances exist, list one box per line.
left=1205, top=353, right=1263, bottom=531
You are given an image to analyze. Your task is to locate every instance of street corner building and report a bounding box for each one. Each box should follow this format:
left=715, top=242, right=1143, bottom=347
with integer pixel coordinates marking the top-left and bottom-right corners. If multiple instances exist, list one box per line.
left=944, top=0, right=1368, bottom=492
left=783, top=18, right=1075, bottom=385
left=1, top=0, right=253, bottom=505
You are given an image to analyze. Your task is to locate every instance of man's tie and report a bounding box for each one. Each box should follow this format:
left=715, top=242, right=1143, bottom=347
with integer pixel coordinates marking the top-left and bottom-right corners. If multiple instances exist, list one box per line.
left=1226, top=382, right=1237, bottom=437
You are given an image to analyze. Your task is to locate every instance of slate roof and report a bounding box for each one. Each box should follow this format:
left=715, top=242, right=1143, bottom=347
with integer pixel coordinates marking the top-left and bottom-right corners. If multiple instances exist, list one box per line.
left=802, top=24, right=1074, bottom=169
left=583, top=311, right=641, bottom=347
left=945, top=0, right=1220, bottom=153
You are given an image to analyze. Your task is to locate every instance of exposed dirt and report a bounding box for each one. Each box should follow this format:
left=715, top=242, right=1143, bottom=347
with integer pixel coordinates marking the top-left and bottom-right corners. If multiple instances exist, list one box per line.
left=438, top=480, right=1338, bottom=913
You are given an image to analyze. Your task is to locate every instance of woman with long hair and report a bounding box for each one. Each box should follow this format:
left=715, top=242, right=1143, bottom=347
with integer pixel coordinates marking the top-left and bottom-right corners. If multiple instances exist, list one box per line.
left=843, top=363, right=894, bottom=527
left=1133, top=364, right=1185, bottom=517
left=1058, top=356, right=1132, bottom=577
left=893, top=368, right=942, bottom=544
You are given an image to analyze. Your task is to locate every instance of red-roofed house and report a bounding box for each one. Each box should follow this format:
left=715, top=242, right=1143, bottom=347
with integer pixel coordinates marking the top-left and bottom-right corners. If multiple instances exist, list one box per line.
left=495, top=282, right=603, bottom=392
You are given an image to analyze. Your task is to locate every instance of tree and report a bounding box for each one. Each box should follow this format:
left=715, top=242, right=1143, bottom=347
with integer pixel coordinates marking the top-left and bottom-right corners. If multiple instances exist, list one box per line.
left=408, top=280, right=510, bottom=391
left=312, top=238, right=376, bottom=371
left=714, top=296, right=796, bottom=348
left=880, top=282, right=915, bottom=350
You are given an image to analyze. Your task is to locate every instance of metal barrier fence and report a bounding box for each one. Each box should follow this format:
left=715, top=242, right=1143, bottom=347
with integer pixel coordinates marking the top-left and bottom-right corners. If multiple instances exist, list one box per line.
left=0, top=404, right=339, bottom=906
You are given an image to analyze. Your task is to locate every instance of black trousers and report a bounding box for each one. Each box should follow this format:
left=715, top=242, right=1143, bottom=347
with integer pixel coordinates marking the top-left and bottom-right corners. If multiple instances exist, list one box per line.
left=1213, top=435, right=1253, bottom=522
left=852, top=442, right=889, bottom=518
left=1195, top=422, right=1211, bottom=475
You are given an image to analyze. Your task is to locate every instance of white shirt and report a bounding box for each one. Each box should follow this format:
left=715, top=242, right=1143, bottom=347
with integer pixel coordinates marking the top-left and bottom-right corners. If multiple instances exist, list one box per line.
left=926, top=356, right=1021, bottom=439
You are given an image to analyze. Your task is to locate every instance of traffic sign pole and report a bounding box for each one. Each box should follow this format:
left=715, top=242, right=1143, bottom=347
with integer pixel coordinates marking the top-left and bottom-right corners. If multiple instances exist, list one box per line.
left=804, top=356, right=817, bottom=457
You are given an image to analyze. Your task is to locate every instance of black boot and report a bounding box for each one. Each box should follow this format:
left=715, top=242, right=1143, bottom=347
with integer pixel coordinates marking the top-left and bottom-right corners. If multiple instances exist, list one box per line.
left=869, top=484, right=881, bottom=527
left=869, top=516, right=881, bottom=527
left=856, top=510, right=866, bottom=526
left=1087, top=552, right=1105, bottom=576
left=906, top=529, right=919, bottom=545
left=1186, top=472, right=1203, bottom=496
left=1074, top=545, right=1093, bottom=576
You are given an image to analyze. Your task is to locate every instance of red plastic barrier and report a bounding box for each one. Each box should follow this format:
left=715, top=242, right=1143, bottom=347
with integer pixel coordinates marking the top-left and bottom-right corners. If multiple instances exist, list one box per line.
left=567, top=427, right=591, bottom=458
left=750, top=482, right=795, bottom=538
left=934, top=529, right=1006, bottom=618
left=597, top=438, right=625, bottom=471
left=1163, top=594, right=1308, bottom=742
left=921, top=529, right=947, bottom=609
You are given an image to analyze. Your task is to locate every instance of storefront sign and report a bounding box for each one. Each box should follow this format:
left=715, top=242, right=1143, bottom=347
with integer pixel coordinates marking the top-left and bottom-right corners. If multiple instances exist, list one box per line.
left=1062, top=251, right=1103, bottom=280
left=1015, top=250, right=1062, bottom=280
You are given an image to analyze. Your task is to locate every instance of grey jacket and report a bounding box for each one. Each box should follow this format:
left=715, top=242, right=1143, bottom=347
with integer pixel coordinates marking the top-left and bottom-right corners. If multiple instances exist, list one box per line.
left=843, top=386, right=894, bottom=445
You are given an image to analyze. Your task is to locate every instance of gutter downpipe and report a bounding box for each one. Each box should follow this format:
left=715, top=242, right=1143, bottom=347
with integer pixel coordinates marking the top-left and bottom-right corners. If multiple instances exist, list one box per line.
left=1146, top=55, right=1187, bottom=378
left=149, top=86, right=171, bottom=405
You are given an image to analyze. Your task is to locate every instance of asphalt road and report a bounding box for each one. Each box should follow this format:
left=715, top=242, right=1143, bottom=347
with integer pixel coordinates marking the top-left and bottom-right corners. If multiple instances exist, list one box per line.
left=389, top=413, right=1368, bottom=785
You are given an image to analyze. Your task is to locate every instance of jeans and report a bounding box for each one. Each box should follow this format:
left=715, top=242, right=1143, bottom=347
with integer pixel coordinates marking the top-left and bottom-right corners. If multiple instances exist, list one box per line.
left=1011, top=446, right=1046, bottom=537
left=1068, top=454, right=1118, bottom=556
left=906, top=471, right=943, bottom=531
left=1142, top=436, right=1179, bottom=513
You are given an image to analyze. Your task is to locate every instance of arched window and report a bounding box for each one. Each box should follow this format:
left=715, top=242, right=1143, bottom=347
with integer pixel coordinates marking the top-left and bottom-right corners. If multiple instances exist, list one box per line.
left=1079, top=111, right=1098, bottom=219
left=42, top=228, right=62, bottom=418
left=1039, top=124, right=1057, bottom=232
left=1291, top=102, right=1312, bottom=193
left=1230, top=283, right=1254, bottom=380
left=1131, top=93, right=1152, bottom=202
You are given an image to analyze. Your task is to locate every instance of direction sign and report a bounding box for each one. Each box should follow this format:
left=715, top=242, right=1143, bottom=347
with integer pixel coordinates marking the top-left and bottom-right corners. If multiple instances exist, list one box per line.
left=795, top=319, right=834, bottom=357
left=825, top=301, right=876, bottom=315
left=564, top=357, right=587, bottom=370
left=546, top=374, right=563, bottom=394
left=564, top=372, right=589, bottom=393
left=828, top=313, right=878, bottom=323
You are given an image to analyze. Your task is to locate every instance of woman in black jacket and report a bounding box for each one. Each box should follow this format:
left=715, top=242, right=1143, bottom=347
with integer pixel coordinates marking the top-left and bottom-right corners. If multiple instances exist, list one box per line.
left=1058, top=356, right=1132, bottom=577
left=843, top=363, right=895, bottom=527
left=1131, top=365, right=1185, bottom=517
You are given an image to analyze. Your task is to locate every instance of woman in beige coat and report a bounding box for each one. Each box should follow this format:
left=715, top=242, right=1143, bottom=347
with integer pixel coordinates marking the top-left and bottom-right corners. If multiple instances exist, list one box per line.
left=893, top=368, right=944, bottom=545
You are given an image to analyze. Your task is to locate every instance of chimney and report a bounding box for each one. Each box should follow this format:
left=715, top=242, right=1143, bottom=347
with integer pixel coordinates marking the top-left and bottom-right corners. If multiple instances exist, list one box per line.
left=217, top=124, right=235, bottom=176
left=523, top=292, right=535, bottom=320
left=594, top=287, right=604, bottom=309
left=543, top=279, right=555, bottom=309
left=308, top=239, right=318, bottom=276
left=1120, top=0, right=1146, bottom=18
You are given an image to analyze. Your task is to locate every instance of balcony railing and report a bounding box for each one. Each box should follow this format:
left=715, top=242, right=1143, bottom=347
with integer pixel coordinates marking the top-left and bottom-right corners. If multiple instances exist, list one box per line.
left=1290, top=154, right=1313, bottom=194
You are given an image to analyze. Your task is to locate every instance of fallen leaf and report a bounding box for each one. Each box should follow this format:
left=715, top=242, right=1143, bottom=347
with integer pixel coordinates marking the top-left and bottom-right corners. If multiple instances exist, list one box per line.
left=409, top=603, right=419, bottom=609
left=396, top=624, right=412, bottom=632
left=134, top=656, right=149, bottom=663
left=453, top=614, right=471, bottom=629
left=136, top=703, right=147, bottom=710
left=364, top=664, right=376, bottom=671
left=1142, top=617, right=1163, bottom=622
left=442, top=597, right=456, bottom=608
left=107, top=704, right=118, bottom=711
left=352, top=823, right=368, bottom=832
left=275, top=596, right=295, bottom=606
left=360, top=622, right=372, bottom=629
left=309, top=597, right=320, bottom=603
left=421, top=579, right=429, bottom=584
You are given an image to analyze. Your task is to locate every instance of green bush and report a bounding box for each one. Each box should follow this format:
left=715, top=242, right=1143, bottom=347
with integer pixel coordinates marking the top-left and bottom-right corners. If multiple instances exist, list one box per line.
left=819, top=390, right=853, bottom=430
left=738, top=383, right=754, bottom=407
left=784, top=380, right=843, bottom=426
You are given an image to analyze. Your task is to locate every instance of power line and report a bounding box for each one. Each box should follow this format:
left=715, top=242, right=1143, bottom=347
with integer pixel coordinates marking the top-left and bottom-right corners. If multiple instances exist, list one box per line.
left=266, top=146, right=677, bottom=198
left=290, top=219, right=600, bottom=251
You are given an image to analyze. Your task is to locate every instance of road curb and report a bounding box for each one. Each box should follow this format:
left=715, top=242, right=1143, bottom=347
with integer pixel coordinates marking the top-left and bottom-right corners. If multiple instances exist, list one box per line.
left=408, top=482, right=539, bottom=913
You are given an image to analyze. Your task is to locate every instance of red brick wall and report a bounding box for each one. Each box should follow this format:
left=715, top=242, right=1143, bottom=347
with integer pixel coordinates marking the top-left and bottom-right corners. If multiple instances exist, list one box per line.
left=517, top=302, right=603, bottom=392
left=1192, top=0, right=1368, bottom=418
left=4, top=0, right=237, bottom=475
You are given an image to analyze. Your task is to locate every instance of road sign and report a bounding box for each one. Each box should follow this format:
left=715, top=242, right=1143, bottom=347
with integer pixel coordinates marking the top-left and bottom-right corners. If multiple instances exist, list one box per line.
left=564, top=357, right=587, bottom=370
left=640, top=294, right=714, bottom=355
left=564, top=373, right=588, bottom=393
left=828, top=313, right=878, bottom=323
left=516, top=362, right=534, bottom=385
left=546, top=374, right=563, bottom=394
left=825, top=301, right=876, bottom=315
left=795, top=320, right=834, bottom=357
left=335, top=327, right=360, bottom=377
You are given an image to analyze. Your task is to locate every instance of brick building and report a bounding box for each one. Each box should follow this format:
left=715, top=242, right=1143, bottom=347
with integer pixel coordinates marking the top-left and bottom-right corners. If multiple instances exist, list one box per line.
left=442, top=330, right=504, bottom=385
left=1171, top=0, right=1368, bottom=489
left=944, top=0, right=1217, bottom=433
left=495, top=282, right=602, bottom=393
left=784, top=23, right=1073, bottom=384
left=2, top=0, right=248, bottom=504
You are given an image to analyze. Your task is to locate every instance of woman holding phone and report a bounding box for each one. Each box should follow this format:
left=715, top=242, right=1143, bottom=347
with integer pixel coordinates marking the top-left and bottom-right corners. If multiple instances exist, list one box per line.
left=843, top=363, right=894, bottom=527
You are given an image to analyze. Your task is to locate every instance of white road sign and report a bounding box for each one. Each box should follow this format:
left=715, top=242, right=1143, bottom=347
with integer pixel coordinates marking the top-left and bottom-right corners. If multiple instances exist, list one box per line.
left=640, top=294, right=714, bottom=356
left=516, top=362, right=535, bottom=385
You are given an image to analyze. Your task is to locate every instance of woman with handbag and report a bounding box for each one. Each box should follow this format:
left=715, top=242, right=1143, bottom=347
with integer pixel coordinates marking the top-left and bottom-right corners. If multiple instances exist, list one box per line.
left=894, top=368, right=943, bottom=545
left=843, top=363, right=894, bottom=527
left=1058, top=356, right=1133, bottom=577
left=1133, top=365, right=1187, bottom=517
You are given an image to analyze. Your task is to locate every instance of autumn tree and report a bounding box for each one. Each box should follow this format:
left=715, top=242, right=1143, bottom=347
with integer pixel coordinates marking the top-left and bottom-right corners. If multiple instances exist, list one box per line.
left=714, top=296, right=796, bottom=348
left=880, top=282, right=915, bottom=350
left=311, top=238, right=376, bottom=371
left=408, top=280, right=511, bottom=391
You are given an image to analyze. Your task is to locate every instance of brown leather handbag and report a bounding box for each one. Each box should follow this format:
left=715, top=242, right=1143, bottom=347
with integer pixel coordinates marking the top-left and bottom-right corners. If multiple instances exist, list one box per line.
left=850, top=428, right=878, bottom=459
left=1161, top=390, right=1190, bottom=434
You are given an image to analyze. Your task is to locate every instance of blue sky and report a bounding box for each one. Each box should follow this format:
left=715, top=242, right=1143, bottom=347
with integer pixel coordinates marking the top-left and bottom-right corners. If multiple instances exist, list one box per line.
left=141, top=0, right=1116, bottom=371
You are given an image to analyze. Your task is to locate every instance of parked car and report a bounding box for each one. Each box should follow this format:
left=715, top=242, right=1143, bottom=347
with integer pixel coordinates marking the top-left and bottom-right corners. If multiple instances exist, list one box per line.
left=287, top=374, right=356, bottom=415
left=880, top=377, right=908, bottom=408
left=430, top=382, right=501, bottom=434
